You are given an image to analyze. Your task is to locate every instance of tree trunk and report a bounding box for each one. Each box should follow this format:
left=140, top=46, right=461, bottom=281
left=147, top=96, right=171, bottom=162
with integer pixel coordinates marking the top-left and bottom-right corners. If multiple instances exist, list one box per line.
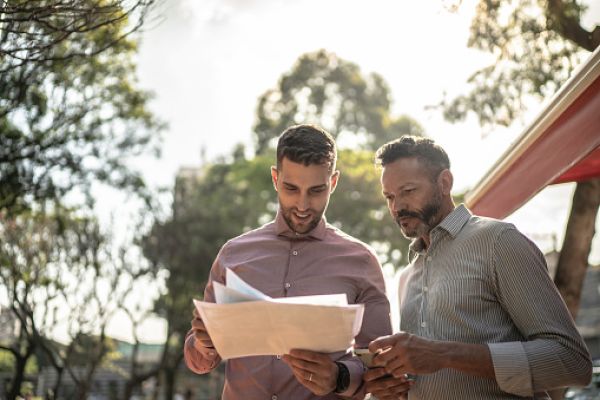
left=164, top=365, right=177, bottom=400
left=7, top=354, right=28, bottom=400
left=554, top=179, right=600, bottom=318
left=550, top=178, right=600, bottom=400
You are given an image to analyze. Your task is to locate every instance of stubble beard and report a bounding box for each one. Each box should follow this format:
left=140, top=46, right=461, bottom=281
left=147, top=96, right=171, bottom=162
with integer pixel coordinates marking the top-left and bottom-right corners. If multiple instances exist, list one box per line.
left=396, top=190, right=443, bottom=239
left=282, top=207, right=323, bottom=234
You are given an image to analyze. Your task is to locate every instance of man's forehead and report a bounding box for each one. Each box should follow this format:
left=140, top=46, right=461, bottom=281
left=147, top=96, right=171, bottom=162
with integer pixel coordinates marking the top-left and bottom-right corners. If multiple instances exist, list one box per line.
left=278, top=159, right=332, bottom=184
left=381, top=158, right=431, bottom=185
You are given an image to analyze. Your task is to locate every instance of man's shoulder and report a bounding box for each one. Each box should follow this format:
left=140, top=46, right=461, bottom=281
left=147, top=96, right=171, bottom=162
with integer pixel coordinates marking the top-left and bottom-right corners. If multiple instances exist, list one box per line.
left=465, top=214, right=517, bottom=236
left=324, top=223, right=377, bottom=255
left=222, top=220, right=277, bottom=249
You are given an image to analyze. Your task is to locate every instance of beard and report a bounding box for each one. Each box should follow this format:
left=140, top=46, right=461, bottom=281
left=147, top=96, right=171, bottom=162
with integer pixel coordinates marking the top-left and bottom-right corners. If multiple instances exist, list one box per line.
left=394, top=189, right=443, bottom=239
left=281, top=206, right=324, bottom=234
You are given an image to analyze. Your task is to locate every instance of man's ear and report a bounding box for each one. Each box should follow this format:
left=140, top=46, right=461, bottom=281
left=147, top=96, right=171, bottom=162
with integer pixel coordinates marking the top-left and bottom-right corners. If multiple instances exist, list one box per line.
left=438, top=169, right=453, bottom=196
left=330, top=170, right=340, bottom=193
left=271, top=166, right=279, bottom=191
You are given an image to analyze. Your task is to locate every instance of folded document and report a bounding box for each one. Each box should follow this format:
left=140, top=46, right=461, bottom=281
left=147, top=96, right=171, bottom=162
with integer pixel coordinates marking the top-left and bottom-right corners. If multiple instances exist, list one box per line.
left=193, top=269, right=364, bottom=360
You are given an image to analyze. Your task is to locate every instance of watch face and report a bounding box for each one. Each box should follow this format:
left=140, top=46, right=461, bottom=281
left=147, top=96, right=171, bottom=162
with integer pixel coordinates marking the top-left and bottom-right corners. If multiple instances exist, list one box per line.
left=335, top=362, right=350, bottom=392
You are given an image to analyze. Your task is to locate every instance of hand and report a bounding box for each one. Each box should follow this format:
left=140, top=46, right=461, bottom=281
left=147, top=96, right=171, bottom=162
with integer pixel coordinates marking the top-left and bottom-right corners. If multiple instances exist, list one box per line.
left=364, top=367, right=413, bottom=400
left=370, top=332, right=444, bottom=378
left=190, top=308, right=214, bottom=351
left=282, top=349, right=338, bottom=396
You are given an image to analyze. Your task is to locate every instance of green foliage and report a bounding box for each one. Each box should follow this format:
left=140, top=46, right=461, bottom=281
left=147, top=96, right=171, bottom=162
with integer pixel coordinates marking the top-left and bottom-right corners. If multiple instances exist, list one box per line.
left=0, top=0, right=163, bottom=214
left=329, top=150, right=411, bottom=267
left=441, top=0, right=597, bottom=127
left=143, top=152, right=276, bottom=337
left=253, top=49, right=423, bottom=153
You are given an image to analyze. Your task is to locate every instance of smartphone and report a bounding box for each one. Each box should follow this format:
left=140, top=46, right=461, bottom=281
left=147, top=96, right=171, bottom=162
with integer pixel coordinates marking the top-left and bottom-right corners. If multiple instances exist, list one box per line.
left=353, top=348, right=375, bottom=368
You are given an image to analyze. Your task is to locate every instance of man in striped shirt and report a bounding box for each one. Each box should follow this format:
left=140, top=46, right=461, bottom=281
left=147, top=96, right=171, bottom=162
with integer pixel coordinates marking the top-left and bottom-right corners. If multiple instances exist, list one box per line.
left=363, top=136, right=592, bottom=399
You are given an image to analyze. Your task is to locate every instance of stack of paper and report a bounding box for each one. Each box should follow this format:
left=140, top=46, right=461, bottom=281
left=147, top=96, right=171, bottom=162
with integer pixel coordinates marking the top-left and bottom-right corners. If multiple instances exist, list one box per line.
left=193, top=269, right=365, bottom=360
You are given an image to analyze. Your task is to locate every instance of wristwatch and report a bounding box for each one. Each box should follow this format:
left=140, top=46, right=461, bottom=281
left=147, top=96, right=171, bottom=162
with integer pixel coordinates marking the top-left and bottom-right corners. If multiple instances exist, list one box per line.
left=334, top=361, right=350, bottom=393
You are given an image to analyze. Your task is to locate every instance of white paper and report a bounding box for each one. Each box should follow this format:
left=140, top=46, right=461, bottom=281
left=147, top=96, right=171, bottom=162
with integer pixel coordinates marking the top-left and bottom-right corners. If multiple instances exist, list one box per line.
left=194, top=269, right=364, bottom=360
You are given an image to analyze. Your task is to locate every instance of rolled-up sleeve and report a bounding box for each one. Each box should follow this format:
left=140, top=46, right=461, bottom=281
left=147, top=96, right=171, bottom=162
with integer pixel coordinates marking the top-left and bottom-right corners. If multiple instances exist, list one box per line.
left=488, top=227, right=592, bottom=396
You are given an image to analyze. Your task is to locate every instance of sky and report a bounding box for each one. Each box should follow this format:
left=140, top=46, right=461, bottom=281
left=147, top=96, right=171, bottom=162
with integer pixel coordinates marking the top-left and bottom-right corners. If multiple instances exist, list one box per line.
left=94, top=0, right=600, bottom=343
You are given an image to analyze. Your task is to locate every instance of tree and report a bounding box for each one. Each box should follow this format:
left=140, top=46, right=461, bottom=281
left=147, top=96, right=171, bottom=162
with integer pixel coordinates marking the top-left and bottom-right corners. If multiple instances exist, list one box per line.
left=443, top=3, right=599, bottom=397
left=253, top=49, right=423, bottom=153
left=441, top=0, right=596, bottom=127
left=0, top=209, right=158, bottom=400
left=0, top=0, right=163, bottom=214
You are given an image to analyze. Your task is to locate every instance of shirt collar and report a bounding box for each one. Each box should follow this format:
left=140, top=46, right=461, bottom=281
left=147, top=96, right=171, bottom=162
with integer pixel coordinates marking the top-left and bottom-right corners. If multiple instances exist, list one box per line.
left=409, top=204, right=472, bottom=253
left=437, top=204, right=472, bottom=238
left=275, top=210, right=327, bottom=240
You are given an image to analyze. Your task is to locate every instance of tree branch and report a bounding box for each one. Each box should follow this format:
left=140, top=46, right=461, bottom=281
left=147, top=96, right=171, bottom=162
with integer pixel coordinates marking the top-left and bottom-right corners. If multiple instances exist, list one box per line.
left=546, top=0, right=600, bottom=51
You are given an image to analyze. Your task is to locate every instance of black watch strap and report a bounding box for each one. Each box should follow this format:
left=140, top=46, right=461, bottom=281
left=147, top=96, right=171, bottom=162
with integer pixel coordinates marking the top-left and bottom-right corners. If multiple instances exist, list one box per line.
left=334, top=361, right=350, bottom=393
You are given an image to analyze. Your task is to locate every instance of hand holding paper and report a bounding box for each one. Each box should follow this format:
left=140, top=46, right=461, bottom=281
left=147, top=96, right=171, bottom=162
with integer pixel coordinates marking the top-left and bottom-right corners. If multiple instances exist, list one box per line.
left=193, top=269, right=364, bottom=360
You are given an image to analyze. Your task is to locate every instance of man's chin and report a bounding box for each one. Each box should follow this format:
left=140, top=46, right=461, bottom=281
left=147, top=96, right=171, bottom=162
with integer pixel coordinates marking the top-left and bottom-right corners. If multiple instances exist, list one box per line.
left=398, top=223, right=427, bottom=239
left=400, top=228, right=419, bottom=239
left=292, top=223, right=313, bottom=234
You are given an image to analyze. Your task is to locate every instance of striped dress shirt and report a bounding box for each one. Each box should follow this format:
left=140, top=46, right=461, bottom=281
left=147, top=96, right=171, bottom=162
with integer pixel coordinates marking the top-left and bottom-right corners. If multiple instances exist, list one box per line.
left=398, top=205, right=592, bottom=399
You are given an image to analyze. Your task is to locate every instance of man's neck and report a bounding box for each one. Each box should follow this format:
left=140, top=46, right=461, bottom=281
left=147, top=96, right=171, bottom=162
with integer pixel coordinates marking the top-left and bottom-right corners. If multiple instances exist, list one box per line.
left=420, top=202, right=456, bottom=250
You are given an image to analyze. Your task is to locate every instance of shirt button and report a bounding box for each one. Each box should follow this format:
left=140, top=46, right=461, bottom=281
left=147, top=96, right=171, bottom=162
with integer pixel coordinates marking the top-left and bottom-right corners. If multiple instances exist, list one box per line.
left=284, top=282, right=291, bottom=289
left=292, top=250, right=298, bottom=256
left=272, top=396, right=278, bottom=400
left=421, top=321, right=427, bottom=328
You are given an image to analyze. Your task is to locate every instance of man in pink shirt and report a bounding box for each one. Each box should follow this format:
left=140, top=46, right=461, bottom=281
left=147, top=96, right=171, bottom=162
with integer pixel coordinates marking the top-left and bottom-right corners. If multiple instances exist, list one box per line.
left=184, top=124, right=392, bottom=399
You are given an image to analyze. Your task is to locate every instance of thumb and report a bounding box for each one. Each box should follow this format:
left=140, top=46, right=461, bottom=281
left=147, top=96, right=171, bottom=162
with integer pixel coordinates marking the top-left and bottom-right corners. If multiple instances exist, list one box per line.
left=368, top=334, right=397, bottom=353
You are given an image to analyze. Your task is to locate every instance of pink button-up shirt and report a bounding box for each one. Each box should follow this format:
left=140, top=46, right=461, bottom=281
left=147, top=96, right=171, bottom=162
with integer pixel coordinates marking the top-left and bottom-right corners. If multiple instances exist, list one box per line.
left=184, top=212, right=392, bottom=399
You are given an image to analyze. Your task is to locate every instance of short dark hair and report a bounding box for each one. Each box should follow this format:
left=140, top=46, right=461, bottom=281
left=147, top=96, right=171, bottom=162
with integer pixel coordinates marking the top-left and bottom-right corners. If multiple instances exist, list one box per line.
left=375, top=136, right=450, bottom=180
left=276, top=124, right=336, bottom=172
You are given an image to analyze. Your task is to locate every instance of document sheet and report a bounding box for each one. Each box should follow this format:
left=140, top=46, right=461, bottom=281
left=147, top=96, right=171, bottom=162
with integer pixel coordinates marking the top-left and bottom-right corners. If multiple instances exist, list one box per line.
left=193, top=269, right=364, bottom=360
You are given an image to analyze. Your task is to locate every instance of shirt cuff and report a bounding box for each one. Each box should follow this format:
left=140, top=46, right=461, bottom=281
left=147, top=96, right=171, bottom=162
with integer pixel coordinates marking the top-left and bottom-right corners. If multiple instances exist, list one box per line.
left=488, top=342, right=533, bottom=397
left=184, top=334, right=221, bottom=374
left=337, top=359, right=365, bottom=397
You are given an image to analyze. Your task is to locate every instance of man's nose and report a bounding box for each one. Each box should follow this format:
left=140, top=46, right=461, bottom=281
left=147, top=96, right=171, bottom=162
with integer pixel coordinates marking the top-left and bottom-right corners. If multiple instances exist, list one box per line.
left=392, top=199, right=406, bottom=216
left=296, top=193, right=309, bottom=211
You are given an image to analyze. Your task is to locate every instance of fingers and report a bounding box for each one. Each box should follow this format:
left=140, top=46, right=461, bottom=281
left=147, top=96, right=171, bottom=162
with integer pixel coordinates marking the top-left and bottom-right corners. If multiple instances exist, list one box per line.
left=365, top=373, right=413, bottom=399
left=191, top=316, right=206, bottom=330
left=282, top=351, right=337, bottom=395
left=369, top=334, right=396, bottom=353
left=281, top=353, right=319, bottom=377
left=363, top=367, right=388, bottom=382
left=282, top=350, right=330, bottom=374
left=191, top=311, right=214, bottom=349
left=383, top=355, right=408, bottom=378
left=284, top=361, right=322, bottom=393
